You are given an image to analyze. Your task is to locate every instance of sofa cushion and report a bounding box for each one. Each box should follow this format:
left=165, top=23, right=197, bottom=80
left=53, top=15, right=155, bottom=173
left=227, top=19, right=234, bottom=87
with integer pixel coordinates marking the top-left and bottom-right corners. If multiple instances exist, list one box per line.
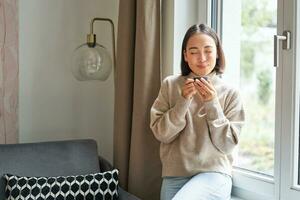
left=0, top=139, right=100, bottom=199
left=4, top=169, right=119, bottom=200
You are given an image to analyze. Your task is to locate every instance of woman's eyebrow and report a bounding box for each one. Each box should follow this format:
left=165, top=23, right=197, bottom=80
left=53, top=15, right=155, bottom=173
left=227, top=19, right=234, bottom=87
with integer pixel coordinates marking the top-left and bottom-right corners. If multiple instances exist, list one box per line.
left=188, top=47, right=198, bottom=50
left=188, top=45, right=213, bottom=50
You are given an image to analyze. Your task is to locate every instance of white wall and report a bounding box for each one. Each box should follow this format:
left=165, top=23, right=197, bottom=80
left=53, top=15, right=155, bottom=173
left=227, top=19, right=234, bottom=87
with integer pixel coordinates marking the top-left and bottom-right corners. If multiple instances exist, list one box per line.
left=19, top=0, right=119, bottom=163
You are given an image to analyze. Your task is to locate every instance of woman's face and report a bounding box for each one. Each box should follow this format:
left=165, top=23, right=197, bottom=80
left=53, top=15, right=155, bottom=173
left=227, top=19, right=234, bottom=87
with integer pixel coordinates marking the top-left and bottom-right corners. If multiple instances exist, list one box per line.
left=184, top=33, right=217, bottom=76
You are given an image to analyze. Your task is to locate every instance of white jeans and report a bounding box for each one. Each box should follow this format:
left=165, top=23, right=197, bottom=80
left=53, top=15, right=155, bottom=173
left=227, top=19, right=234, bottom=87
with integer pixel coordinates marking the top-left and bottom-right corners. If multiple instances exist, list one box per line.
left=161, top=172, right=232, bottom=200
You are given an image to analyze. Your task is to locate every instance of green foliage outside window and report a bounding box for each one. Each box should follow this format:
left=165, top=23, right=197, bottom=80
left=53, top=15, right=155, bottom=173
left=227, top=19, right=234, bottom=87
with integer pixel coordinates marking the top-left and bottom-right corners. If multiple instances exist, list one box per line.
left=257, top=70, right=272, bottom=105
left=238, top=0, right=276, bottom=175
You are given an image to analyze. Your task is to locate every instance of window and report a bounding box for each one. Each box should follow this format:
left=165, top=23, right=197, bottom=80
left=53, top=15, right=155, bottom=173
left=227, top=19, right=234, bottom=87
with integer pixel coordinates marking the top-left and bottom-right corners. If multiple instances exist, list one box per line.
left=222, top=0, right=276, bottom=177
left=218, top=0, right=300, bottom=199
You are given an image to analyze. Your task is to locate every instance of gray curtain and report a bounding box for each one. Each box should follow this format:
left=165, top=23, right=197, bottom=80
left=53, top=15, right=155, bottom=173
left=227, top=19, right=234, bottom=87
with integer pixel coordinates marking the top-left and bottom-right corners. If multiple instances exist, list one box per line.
left=114, top=0, right=162, bottom=199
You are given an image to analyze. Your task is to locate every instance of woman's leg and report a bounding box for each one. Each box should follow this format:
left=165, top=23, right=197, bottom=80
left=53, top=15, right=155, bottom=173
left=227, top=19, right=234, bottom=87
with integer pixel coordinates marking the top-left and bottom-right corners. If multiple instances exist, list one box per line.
left=160, top=176, right=190, bottom=200
left=172, top=172, right=232, bottom=200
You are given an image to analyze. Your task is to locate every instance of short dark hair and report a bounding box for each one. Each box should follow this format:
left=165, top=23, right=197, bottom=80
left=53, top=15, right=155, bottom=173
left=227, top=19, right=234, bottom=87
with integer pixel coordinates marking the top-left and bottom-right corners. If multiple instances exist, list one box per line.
left=180, top=24, right=225, bottom=76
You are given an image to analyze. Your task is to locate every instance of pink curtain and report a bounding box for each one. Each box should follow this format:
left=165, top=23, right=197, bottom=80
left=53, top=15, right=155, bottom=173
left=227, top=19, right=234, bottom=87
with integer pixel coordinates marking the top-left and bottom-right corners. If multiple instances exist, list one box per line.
left=0, top=0, right=18, bottom=144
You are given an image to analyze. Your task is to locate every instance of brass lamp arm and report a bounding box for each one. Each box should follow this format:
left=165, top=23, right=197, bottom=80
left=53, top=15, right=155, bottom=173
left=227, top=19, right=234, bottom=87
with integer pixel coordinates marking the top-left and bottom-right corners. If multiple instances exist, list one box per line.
left=87, top=18, right=116, bottom=69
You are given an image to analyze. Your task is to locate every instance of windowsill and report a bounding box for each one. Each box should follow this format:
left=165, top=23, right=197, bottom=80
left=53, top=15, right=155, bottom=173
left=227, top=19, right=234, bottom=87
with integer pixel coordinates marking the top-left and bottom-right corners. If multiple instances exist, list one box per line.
left=231, top=168, right=275, bottom=199
left=231, top=197, right=244, bottom=200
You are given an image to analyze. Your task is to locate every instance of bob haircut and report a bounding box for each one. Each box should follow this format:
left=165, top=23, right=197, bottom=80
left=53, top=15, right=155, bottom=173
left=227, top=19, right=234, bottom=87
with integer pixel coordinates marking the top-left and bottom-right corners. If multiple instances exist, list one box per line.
left=181, top=24, right=225, bottom=76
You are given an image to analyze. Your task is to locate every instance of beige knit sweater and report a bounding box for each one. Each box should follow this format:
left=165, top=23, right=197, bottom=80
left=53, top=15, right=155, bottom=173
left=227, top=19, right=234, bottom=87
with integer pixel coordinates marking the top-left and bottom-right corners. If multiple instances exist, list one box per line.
left=150, top=72, right=245, bottom=177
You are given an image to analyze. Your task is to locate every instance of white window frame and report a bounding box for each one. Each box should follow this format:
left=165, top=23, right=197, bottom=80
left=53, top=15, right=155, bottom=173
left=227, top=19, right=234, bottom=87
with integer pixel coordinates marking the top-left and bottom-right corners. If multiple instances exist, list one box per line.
left=278, top=0, right=300, bottom=198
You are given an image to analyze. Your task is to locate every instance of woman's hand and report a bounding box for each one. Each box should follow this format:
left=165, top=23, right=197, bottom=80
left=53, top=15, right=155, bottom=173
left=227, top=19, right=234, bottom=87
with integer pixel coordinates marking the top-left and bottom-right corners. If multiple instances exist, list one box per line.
left=194, top=78, right=216, bottom=102
left=182, top=79, right=197, bottom=99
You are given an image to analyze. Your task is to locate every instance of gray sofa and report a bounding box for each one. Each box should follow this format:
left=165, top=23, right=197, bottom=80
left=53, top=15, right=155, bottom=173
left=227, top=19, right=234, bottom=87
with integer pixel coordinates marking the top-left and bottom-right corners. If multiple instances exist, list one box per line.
left=0, top=139, right=140, bottom=200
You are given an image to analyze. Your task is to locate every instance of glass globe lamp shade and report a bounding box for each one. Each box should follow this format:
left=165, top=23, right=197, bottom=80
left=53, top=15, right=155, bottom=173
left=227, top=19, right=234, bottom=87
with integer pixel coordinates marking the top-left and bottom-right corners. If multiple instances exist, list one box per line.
left=72, top=43, right=112, bottom=81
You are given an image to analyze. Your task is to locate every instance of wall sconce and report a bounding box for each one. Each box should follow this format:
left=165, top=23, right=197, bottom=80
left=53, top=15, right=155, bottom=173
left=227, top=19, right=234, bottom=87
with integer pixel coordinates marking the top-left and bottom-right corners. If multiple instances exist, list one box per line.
left=72, top=18, right=116, bottom=81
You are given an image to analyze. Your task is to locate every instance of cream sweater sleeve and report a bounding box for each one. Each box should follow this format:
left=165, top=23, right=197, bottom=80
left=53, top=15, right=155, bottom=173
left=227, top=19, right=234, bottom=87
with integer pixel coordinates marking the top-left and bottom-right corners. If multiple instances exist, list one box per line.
left=150, top=77, right=191, bottom=144
left=203, top=89, right=245, bottom=155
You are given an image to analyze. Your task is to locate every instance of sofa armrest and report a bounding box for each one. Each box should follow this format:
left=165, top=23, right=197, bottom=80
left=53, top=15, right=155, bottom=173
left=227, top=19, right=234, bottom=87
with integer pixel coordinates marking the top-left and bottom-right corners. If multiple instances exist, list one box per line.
left=98, top=155, right=114, bottom=172
left=98, top=156, right=141, bottom=200
left=118, top=187, right=141, bottom=200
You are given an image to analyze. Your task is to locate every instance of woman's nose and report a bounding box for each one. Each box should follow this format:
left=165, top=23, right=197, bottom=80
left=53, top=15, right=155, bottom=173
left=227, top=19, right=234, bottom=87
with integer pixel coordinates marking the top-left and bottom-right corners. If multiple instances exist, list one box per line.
left=197, top=53, right=206, bottom=62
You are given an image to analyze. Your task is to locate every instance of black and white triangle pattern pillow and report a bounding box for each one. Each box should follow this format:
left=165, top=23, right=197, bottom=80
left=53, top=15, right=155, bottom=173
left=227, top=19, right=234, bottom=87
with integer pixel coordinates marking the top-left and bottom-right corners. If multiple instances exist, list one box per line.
left=4, top=169, right=118, bottom=200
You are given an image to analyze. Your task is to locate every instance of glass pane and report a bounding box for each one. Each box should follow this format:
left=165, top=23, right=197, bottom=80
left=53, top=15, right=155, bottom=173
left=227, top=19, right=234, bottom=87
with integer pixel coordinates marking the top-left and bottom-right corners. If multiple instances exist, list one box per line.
left=222, top=0, right=277, bottom=176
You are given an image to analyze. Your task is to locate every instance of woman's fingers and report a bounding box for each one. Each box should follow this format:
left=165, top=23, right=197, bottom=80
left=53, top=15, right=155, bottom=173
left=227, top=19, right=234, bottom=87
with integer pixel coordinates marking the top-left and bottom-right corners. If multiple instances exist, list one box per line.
left=195, top=79, right=214, bottom=93
left=182, top=77, right=216, bottom=100
left=182, top=79, right=196, bottom=99
left=199, top=78, right=214, bottom=91
left=182, top=88, right=196, bottom=99
left=194, top=79, right=216, bottom=101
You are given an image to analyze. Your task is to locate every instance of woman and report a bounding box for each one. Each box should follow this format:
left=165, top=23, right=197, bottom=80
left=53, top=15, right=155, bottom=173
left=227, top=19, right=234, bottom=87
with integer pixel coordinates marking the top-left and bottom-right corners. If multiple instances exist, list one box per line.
left=150, top=24, right=245, bottom=200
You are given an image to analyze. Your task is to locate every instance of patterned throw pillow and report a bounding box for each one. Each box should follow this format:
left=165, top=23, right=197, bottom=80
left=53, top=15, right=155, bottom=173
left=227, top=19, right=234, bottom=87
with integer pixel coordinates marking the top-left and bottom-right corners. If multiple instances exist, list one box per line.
left=4, top=169, right=119, bottom=200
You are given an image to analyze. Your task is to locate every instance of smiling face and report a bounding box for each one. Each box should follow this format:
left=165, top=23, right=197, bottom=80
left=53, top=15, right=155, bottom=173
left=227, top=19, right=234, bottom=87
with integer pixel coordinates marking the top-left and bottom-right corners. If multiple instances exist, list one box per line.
left=184, top=33, right=218, bottom=76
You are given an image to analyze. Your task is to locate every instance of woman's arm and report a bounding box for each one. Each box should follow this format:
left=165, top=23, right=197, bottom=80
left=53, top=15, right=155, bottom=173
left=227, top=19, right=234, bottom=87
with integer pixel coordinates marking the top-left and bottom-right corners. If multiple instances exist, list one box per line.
left=204, top=89, right=245, bottom=154
left=150, top=78, right=192, bottom=144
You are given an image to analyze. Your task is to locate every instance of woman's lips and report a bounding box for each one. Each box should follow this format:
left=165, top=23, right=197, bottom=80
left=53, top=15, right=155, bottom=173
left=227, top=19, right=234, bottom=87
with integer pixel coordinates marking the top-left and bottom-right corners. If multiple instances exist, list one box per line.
left=197, top=65, right=207, bottom=68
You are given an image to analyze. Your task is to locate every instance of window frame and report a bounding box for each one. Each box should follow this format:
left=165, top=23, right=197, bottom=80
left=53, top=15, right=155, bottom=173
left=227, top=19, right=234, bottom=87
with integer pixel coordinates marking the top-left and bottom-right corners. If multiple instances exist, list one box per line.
left=278, top=0, right=300, bottom=198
